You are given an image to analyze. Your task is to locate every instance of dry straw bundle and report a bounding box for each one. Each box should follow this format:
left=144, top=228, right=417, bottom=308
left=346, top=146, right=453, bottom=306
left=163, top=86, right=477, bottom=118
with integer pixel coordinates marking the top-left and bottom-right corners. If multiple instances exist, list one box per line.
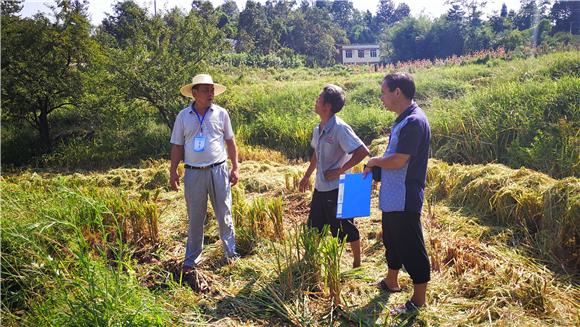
left=427, top=159, right=579, bottom=274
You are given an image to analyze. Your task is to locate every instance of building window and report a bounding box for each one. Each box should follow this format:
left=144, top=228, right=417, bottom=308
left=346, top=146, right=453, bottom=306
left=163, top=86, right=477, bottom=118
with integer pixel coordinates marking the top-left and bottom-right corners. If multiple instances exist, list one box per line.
left=345, top=50, right=352, bottom=58
left=358, top=49, right=365, bottom=58
left=371, top=49, right=377, bottom=58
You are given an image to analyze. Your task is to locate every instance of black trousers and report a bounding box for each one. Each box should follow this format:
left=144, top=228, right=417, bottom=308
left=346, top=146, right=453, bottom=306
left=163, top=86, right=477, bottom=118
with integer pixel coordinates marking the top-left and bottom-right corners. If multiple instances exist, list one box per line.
left=382, top=211, right=430, bottom=284
left=308, top=189, right=360, bottom=242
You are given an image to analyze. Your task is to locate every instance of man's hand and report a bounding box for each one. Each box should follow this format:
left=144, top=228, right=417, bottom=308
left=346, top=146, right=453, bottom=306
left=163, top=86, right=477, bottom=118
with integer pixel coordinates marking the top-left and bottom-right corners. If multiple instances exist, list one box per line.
left=324, top=168, right=343, bottom=181
left=363, top=157, right=378, bottom=179
left=170, top=170, right=180, bottom=191
left=299, top=175, right=310, bottom=192
left=362, top=165, right=372, bottom=179
left=230, top=168, right=239, bottom=186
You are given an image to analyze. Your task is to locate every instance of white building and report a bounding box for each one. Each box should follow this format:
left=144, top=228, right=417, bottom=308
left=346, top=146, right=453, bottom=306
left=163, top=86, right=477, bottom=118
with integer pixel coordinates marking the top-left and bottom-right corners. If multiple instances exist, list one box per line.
left=337, top=44, right=381, bottom=65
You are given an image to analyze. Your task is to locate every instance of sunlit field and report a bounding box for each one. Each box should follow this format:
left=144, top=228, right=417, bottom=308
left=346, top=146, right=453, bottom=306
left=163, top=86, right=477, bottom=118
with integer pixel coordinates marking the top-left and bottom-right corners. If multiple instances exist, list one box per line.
left=2, top=50, right=579, bottom=326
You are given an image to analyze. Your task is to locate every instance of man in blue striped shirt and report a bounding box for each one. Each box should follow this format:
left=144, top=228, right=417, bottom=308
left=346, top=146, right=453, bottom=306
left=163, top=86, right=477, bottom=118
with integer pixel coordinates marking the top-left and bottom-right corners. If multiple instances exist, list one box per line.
left=364, top=73, right=431, bottom=313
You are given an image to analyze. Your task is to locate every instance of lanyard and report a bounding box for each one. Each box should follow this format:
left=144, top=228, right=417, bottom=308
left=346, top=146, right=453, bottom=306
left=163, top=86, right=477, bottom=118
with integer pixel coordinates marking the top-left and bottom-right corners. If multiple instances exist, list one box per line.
left=193, top=107, right=209, bottom=133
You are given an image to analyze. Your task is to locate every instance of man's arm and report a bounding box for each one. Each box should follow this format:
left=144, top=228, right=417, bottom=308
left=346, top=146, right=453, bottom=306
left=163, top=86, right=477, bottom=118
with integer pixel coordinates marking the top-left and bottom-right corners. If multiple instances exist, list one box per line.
left=225, top=138, right=239, bottom=186
left=170, top=144, right=184, bottom=190
left=299, top=151, right=317, bottom=192
left=324, top=144, right=370, bottom=181
left=363, top=153, right=410, bottom=178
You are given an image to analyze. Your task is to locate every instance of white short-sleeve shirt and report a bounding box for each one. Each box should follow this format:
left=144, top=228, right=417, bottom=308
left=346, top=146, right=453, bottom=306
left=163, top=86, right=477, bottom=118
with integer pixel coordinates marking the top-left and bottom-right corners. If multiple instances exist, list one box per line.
left=170, top=103, right=234, bottom=167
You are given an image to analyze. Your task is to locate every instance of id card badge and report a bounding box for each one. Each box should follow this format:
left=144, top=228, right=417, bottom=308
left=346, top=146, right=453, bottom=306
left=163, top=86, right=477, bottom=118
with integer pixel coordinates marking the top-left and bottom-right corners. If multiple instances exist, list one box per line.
left=193, top=133, right=206, bottom=152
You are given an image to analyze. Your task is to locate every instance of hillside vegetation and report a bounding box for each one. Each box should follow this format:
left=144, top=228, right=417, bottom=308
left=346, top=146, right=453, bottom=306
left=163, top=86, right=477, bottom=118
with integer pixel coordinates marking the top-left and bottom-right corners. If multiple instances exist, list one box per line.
left=7, top=50, right=577, bottom=179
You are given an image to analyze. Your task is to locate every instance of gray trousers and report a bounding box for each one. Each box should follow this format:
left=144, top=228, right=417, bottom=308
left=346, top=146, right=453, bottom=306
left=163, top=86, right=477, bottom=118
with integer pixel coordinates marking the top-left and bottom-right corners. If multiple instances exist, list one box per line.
left=183, top=162, right=237, bottom=267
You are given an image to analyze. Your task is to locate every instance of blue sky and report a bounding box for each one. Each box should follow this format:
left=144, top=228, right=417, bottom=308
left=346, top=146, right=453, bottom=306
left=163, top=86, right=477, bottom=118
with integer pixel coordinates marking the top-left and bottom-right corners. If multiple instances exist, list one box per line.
left=21, top=0, right=522, bottom=25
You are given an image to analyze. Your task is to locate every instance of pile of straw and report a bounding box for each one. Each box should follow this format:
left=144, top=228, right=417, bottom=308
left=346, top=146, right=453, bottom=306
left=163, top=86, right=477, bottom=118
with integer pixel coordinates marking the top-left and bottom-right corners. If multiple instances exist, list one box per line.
left=427, top=159, right=579, bottom=274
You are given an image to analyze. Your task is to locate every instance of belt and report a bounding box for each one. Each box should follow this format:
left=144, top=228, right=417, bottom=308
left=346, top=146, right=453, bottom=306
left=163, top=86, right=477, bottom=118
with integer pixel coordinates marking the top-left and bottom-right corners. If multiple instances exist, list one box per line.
left=184, top=161, right=225, bottom=170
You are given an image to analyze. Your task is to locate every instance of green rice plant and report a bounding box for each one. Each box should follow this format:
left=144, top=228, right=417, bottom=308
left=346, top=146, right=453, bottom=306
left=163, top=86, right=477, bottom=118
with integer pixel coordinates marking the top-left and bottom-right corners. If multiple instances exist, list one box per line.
left=268, top=197, right=285, bottom=241
left=319, top=231, right=346, bottom=306
left=284, top=171, right=308, bottom=192
left=233, top=199, right=253, bottom=253
left=429, top=68, right=579, bottom=178
left=271, top=226, right=300, bottom=298
left=234, top=193, right=285, bottom=254
left=300, top=225, right=324, bottom=292
left=27, top=252, right=170, bottom=326
left=0, top=178, right=172, bottom=324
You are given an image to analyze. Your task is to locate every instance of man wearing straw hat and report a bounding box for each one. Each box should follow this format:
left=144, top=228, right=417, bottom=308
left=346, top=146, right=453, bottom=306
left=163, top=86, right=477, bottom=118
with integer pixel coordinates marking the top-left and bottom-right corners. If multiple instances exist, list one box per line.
left=364, top=73, right=431, bottom=314
left=170, top=73, right=240, bottom=271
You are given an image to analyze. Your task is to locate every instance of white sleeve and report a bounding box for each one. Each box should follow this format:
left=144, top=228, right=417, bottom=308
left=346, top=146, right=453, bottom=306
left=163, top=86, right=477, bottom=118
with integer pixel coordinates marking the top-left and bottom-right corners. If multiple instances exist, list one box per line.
left=223, top=111, right=234, bottom=140
left=170, top=111, right=185, bottom=145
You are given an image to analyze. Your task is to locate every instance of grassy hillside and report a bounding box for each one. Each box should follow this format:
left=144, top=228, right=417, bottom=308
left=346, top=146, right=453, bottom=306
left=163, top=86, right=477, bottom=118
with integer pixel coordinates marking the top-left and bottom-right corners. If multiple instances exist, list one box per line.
left=7, top=50, right=576, bottom=178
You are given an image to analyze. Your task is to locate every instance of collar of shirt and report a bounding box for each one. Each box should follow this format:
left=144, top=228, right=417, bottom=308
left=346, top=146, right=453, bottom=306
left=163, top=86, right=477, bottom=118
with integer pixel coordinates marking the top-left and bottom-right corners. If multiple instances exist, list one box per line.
left=319, top=114, right=337, bottom=136
left=395, top=101, right=418, bottom=124
left=188, top=102, right=215, bottom=114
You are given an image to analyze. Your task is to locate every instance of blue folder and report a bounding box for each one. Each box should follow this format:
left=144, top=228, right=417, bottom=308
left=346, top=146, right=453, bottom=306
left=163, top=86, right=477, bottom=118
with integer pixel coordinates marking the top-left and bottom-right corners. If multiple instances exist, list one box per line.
left=336, top=172, right=372, bottom=219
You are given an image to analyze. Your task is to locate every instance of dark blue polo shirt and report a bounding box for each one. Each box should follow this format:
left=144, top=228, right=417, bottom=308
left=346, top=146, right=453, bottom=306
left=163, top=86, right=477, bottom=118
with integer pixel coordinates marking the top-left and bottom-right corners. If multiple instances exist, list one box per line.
left=379, top=102, right=431, bottom=213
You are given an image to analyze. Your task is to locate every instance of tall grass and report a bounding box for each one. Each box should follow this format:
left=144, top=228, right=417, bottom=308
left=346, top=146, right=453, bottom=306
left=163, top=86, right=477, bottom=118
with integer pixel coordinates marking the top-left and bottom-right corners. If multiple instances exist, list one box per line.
left=429, top=51, right=579, bottom=178
left=1, top=175, right=170, bottom=325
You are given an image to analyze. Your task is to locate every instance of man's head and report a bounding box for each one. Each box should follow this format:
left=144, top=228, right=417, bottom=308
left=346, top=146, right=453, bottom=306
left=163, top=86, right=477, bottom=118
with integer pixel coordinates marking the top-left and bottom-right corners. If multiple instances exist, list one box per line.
left=380, top=73, right=415, bottom=112
left=315, top=84, right=346, bottom=116
left=180, top=74, right=226, bottom=105
left=191, top=84, right=215, bottom=106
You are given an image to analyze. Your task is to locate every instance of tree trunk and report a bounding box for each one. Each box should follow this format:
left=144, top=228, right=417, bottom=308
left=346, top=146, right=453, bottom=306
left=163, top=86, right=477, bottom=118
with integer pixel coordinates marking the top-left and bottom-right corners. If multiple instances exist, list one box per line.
left=38, top=104, right=51, bottom=153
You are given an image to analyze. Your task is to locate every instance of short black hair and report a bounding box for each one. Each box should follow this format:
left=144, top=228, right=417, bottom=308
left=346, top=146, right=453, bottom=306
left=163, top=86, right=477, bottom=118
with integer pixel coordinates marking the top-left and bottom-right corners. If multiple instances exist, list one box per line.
left=383, top=73, right=415, bottom=100
left=322, top=84, right=346, bottom=113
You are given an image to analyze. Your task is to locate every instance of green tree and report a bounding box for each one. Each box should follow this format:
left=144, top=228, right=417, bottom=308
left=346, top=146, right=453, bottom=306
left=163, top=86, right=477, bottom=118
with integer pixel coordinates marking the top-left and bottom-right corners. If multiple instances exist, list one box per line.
left=216, top=0, right=239, bottom=38
left=1, top=0, right=99, bottom=152
left=446, top=0, right=466, bottom=24
left=463, top=0, right=487, bottom=27
left=376, top=0, right=395, bottom=27
left=191, top=0, right=214, bottom=19
left=392, top=3, right=411, bottom=24
left=236, top=0, right=275, bottom=54
left=550, top=0, right=580, bottom=34
left=330, top=0, right=354, bottom=30
left=424, top=17, right=464, bottom=58
left=100, top=2, right=227, bottom=129
left=1, top=0, right=23, bottom=15
left=513, top=0, right=548, bottom=30
left=464, top=25, right=494, bottom=52
left=282, top=5, right=346, bottom=66
left=383, top=17, right=431, bottom=62
left=501, top=3, right=508, bottom=17
left=101, top=0, right=148, bottom=48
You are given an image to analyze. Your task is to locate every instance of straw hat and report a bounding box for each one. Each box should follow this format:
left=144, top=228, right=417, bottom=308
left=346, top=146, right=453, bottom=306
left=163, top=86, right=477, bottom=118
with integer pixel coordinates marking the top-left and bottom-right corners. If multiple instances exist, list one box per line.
left=180, top=74, right=226, bottom=98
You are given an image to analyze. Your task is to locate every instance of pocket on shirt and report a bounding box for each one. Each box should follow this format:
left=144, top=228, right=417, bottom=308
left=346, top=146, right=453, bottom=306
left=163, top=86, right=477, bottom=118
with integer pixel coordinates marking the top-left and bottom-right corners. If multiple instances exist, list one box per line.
left=206, top=121, right=223, bottom=135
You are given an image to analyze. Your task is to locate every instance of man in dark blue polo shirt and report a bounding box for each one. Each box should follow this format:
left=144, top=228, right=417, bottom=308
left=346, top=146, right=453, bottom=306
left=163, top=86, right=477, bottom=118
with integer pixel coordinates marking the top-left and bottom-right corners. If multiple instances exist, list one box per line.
left=364, top=73, right=431, bottom=313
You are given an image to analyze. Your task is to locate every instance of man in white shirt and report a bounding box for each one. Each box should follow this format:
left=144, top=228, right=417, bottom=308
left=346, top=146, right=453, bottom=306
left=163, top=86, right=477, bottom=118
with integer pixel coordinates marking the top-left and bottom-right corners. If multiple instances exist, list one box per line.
left=169, top=74, right=240, bottom=271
